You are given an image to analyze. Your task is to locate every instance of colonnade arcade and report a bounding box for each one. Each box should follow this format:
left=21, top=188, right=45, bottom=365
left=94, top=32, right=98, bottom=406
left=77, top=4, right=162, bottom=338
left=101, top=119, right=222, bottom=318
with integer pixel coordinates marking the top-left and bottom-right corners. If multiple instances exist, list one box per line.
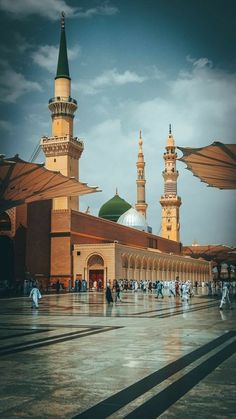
left=121, top=253, right=209, bottom=282
left=78, top=248, right=211, bottom=285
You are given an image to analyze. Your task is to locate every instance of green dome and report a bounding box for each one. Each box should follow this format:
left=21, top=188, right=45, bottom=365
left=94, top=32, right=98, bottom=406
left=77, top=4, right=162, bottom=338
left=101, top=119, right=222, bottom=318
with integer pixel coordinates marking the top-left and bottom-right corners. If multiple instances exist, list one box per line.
left=98, top=193, right=131, bottom=222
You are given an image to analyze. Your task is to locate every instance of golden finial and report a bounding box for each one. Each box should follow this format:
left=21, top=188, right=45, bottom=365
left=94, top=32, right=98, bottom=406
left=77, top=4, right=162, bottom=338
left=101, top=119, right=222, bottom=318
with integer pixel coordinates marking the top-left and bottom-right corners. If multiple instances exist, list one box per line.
left=167, top=124, right=174, bottom=146
left=61, top=11, right=65, bottom=29
left=115, top=187, right=118, bottom=195
left=139, top=129, right=143, bottom=150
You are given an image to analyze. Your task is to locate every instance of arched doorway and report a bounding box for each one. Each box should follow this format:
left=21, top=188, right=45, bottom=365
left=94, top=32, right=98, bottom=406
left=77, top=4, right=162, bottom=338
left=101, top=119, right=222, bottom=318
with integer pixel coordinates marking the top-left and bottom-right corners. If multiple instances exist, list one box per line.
left=0, top=212, right=11, bottom=231
left=0, top=235, right=15, bottom=289
left=0, top=212, right=15, bottom=292
left=87, top=254, right=104, bottom=290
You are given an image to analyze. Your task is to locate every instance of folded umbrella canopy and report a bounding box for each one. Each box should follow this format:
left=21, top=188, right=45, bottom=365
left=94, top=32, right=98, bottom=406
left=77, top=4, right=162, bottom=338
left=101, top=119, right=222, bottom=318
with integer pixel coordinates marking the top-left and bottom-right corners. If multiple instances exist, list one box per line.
left=183, top=244, right=236, bottom=264
left=183, top=244, right=236, bottom=279
left=177, top=141, right=236, bottom=189
left=0, top=155, right=99, bottom=213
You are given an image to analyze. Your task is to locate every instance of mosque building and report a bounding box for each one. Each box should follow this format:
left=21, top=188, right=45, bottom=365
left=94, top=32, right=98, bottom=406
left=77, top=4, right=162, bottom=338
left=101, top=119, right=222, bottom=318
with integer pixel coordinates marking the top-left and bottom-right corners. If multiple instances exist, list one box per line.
left=0, top=14, right=211, bottom=289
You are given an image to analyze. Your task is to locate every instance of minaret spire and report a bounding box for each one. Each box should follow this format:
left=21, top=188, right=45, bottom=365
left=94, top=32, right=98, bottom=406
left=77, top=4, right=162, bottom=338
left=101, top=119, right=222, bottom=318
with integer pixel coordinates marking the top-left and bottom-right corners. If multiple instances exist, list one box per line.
left=160, top=126, right=181, bottom=242
left=56, top=12, right=70, bottom=80
left=135, top=130, right=148, bottom=218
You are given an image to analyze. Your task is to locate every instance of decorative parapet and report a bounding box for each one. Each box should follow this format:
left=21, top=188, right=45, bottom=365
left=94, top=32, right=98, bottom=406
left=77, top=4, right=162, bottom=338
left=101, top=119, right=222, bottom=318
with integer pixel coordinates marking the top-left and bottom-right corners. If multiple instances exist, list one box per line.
left=41, top=135, right=84, bottom=158
left=49, top=96, right=77, bottom=105
left=160, top=195, right=182, bottom=206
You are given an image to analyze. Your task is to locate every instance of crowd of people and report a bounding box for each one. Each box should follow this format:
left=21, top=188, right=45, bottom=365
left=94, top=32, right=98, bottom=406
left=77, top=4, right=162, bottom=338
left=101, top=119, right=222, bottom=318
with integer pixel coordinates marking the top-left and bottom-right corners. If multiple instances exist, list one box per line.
left=105, top=278, right=195, bottom=304
left=1, top=271, right=233, bottom=312
left=27, top=277, right=233, bottom=310
left=105, top=278, right=234, bottom=309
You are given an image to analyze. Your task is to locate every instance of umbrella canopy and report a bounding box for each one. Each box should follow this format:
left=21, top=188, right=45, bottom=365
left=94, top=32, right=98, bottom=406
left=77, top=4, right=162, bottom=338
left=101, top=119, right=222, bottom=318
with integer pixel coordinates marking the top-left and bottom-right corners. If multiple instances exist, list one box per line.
left=0, top=155, right=99, bottom=212
left=177, top=141, right=236, bottom=189
left=183, top=244, right=236, bottom=266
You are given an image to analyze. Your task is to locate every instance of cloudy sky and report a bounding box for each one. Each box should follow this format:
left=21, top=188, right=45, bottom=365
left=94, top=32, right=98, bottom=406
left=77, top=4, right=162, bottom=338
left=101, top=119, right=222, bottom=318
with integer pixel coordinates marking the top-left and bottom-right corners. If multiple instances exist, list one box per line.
left=0, top=0, right=235, bottom=246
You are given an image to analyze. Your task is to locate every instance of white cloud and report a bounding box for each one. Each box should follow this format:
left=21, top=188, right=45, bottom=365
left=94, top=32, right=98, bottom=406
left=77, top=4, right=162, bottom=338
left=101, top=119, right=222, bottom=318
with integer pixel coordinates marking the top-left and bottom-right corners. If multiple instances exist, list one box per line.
left=15, top=33, right=33, bottom=54
left=94, top=69, right=146, bottom=87
left=31, top=44, right=80, bottom=73
left=0, top=0, right=76, bottom=20
left=0, top=119, right=13, bottom=133
left=0, top=62, right=42, bottom=103
left=0, top=0, right=118, bottom=20
left=187, top=55, right=213, bottom=69
left=68, top=46, right=80, bottom=61
left=76, top=68, right=147, bottom=95
left=80, top=118, right=136, bottom=216
left=74, top=4, right=119, bottom=18
left=32, top=45, right=58, bottom=73
left=123, top=59, right=236, bottom=147
left=79, top=58, right=236, bottom=245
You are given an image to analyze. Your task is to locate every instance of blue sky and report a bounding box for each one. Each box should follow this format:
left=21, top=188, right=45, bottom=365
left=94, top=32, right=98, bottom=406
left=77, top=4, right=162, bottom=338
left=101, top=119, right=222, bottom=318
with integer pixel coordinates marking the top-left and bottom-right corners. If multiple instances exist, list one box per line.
left=0, top=0, right=235, bottom=246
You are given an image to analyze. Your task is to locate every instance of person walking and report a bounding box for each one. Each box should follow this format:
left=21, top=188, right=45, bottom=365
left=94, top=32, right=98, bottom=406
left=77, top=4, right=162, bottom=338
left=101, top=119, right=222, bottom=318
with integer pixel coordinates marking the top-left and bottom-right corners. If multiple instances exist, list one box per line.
left=207, top=281, right=213, bottom=296
left=155, top=281, right=164, bottom=299
left=134, top=280, right=139, bottom=292
left=219, top=281, right=231, bottom=310
left=175, top=277, right=180, bottom=296
left=181, top=281, right=190, bottom=303
left=29, top=284, right=42, bottom=309
left=55, top=279, right=60, bottom=293
left=114, top=280, right=121, bottom=303
left=168, top=280, right=175, bottom=297
left=105, top=283, right=113, bottom=304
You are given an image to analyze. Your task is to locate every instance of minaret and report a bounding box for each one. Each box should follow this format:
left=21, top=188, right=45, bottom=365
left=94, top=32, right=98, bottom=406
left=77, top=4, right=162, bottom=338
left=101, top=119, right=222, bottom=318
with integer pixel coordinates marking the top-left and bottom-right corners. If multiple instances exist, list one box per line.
left=135, top=130, right=148, bottom=218
left=41, top=12, right=84, bottom=211
left=160, top=125, right=181, bottom=241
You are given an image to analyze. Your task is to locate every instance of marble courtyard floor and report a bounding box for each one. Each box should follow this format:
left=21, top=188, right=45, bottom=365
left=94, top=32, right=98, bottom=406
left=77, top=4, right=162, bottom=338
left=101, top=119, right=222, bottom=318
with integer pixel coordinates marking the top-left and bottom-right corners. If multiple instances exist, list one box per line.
left=0, top=289, right=235, bottom=418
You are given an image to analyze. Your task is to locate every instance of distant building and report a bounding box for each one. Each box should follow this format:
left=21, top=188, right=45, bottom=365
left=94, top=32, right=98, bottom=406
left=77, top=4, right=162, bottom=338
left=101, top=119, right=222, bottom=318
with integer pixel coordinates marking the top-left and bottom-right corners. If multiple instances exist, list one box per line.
left=160, top=125, right=181, bottom=242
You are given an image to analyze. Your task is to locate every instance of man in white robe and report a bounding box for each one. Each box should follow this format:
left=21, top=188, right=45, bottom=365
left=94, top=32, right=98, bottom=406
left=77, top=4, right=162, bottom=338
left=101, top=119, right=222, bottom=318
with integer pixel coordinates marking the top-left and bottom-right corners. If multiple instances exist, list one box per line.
left=219, top=281, right=231, bottom=310
left=29, top=286, right=42, bottom=309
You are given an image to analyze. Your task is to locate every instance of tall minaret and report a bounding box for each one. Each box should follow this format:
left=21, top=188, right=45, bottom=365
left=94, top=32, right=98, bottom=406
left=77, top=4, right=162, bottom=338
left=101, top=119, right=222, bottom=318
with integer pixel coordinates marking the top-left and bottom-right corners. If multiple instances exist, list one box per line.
left=41, top=12, right=84, bottom=211
left=135, top=130, right=148, bottom=218
left=160, top=125, right=181, bottom=241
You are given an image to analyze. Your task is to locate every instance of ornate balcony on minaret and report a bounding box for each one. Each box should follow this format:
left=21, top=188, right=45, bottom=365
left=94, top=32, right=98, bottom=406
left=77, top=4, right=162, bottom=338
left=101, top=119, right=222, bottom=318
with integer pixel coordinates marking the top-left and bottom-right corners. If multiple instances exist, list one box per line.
left=48, top=95, right=77, bottom=119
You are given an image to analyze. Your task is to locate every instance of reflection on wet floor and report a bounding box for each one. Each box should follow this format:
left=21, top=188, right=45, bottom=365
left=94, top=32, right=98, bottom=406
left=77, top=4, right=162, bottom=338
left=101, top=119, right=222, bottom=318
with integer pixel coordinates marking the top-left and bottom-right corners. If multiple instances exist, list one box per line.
left=0, top=287, right=231, bottom=319
left=0, top=288, right=235, bottom=418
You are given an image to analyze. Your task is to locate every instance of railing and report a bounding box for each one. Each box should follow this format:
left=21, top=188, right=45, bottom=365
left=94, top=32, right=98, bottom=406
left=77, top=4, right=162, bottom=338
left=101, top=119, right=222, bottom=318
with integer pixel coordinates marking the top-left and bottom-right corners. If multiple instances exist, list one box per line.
left=48, top=96, right=77, bottom=105
left=41, top=135, right=84, bottom=147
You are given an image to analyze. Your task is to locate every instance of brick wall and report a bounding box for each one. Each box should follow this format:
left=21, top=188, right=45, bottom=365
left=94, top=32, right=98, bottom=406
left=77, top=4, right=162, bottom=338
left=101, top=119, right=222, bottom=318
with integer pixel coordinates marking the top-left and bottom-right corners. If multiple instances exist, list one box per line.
left=49, top=208, right=181, bottom=288
left=26, top=200, right=51, bottom=283
left=70, top=211, right=181, bottom=254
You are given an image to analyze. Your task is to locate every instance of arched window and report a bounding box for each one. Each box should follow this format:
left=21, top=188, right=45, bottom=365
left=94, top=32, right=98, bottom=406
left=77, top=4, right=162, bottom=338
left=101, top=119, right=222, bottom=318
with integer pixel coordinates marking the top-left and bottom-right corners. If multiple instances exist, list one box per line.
left=87, top=254, right=104, bottom=268
left=122, top=255, right=129, bottom=269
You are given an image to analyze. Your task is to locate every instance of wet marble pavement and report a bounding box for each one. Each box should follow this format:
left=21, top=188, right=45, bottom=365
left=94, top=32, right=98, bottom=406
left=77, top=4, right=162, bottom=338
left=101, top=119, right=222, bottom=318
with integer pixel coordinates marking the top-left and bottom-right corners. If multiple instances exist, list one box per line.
left=0, top=289, right=235, bottom=418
